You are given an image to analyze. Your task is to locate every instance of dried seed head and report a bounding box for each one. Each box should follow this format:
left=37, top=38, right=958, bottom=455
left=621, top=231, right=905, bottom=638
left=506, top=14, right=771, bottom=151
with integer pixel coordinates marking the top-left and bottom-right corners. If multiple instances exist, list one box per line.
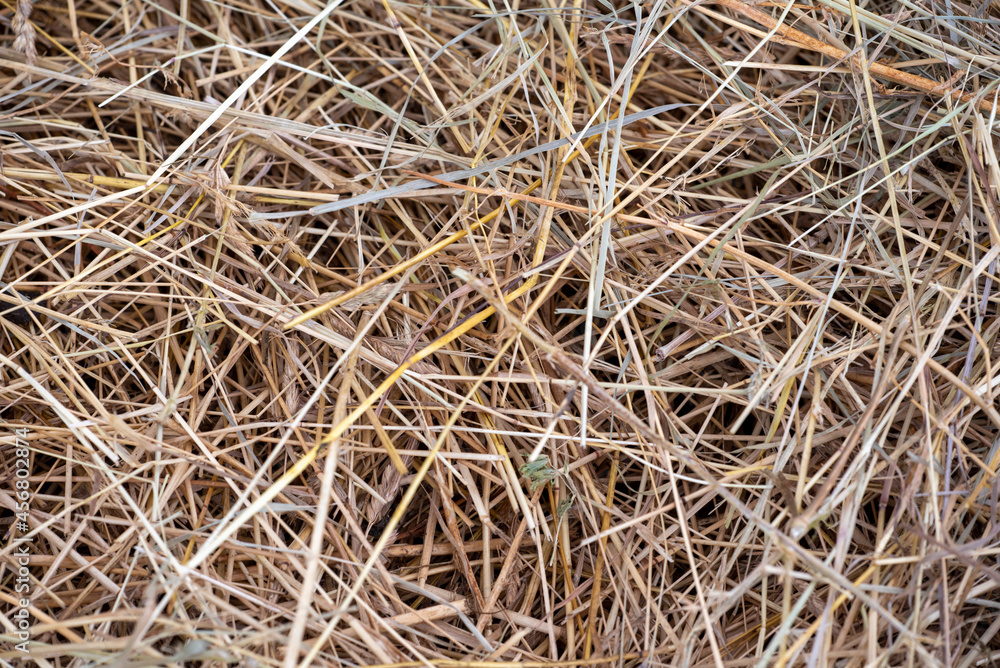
left=326, top=283, right=394, bottom=310
left=12, top=0, right=38, bottom=66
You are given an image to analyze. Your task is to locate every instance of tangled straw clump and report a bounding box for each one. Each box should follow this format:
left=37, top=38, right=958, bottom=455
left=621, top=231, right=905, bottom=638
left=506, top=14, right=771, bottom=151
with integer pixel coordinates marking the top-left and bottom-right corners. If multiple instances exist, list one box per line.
left=1, top=0, right=1000, bottom=665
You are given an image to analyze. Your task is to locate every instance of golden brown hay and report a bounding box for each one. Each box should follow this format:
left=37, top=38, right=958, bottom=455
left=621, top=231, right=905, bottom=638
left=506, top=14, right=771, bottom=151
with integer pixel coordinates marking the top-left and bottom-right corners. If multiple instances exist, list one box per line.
left=1, top=0, right=999, bottom=665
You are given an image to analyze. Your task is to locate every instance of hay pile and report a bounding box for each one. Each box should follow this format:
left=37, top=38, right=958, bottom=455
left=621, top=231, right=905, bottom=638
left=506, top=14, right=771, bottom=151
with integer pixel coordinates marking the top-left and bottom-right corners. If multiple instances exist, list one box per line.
left=2, top=0, right=999, bottom=664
